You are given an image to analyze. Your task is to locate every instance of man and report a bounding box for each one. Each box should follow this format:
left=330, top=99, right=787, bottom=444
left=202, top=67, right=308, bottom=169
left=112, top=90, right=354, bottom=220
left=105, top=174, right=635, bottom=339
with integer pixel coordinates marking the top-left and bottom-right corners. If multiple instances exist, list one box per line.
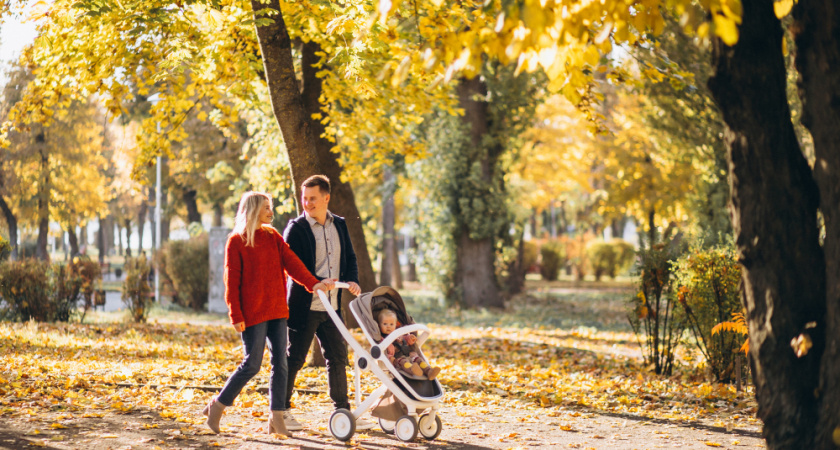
left=282, top=174, right=373, bottom=430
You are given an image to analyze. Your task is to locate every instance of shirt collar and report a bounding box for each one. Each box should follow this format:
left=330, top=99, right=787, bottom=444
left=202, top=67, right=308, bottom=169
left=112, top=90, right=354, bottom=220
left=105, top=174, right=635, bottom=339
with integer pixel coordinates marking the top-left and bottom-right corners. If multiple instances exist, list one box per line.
left=305, top=211, right=333, bottom=227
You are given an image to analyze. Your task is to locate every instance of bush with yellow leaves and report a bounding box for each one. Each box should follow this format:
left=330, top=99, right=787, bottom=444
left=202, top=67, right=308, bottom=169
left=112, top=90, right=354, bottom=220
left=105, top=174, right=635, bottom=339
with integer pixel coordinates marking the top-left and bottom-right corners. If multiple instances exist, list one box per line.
left=674, top=243, right=744, bottom=382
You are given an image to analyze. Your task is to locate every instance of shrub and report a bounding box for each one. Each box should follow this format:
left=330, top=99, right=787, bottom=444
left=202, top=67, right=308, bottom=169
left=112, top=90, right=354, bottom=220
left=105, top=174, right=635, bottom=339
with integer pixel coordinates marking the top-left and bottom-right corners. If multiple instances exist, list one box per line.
left=539, top=241, right=566, bottom=281
left=160, top=234, right=209, bottom=310
left=0, top=260, right=51, bottom=321
left=562, top=233, right=593, bottom=280
left=72, top=258, right=102, bottom=321
left=0, top=235, right=11, bottom=261
left=523, top=241, right=538, bottom=272
left=587, top=239, right=637, bottom=280
left=0, top=259, right=103, bottom=322
left=122, top=256, right=152, bottom=322
left=674, top=244, right=743, bottom=382
left=628, top=238, right=687, bottom=376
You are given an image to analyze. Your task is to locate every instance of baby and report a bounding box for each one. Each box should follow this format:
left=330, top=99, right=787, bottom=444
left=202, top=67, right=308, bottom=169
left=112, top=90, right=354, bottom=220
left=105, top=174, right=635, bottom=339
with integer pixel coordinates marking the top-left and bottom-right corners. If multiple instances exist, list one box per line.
left=377, top=308, right=440, bottom=380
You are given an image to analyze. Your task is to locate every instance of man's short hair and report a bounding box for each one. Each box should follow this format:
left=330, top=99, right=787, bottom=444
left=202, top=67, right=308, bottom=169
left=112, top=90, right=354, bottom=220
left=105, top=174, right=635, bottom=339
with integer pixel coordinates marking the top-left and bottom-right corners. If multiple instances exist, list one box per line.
left=302, top=174, right=331, bottom=194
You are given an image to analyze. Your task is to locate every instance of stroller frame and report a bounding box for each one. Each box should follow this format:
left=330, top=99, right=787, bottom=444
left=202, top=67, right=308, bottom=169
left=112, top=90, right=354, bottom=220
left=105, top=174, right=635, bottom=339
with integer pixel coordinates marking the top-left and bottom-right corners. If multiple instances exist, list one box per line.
left=316, top=283, right=444, bottom=442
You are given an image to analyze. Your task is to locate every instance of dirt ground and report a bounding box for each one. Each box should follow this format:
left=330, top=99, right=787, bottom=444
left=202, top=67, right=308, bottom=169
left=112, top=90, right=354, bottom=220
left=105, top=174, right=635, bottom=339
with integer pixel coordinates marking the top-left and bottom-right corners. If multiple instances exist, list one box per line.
left=0, top=390, right=764, bottom=450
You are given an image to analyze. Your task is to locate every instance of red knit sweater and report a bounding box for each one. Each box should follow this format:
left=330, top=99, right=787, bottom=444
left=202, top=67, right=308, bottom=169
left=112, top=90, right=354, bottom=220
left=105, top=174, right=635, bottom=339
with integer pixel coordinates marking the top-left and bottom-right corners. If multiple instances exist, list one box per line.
left=224, top=226, right=320, bottom=327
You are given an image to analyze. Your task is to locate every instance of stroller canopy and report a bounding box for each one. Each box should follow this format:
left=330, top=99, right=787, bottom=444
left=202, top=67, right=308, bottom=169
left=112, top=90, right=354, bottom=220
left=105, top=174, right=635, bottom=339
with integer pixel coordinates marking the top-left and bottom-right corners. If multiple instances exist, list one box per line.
left=353, top=286, right=415, bottom=342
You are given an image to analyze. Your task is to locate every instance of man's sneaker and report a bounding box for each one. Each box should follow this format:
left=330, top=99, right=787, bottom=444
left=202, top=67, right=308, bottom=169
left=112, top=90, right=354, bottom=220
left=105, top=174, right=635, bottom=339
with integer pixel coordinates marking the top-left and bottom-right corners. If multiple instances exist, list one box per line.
left=355, top=417, right=375, bottom=430
left=283, top=411, right=303, bottom=431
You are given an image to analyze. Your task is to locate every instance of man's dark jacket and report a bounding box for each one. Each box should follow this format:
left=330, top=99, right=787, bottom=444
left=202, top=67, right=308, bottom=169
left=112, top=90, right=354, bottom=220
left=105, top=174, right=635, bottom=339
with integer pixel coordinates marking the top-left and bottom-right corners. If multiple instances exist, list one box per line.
left=283, top=213, right=359, bottom=332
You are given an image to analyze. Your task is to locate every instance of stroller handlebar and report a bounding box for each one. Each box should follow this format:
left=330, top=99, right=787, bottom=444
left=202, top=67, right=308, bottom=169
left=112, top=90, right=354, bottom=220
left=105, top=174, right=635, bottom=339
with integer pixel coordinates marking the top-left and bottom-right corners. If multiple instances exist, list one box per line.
left=315, top=281, right=350, bottom=292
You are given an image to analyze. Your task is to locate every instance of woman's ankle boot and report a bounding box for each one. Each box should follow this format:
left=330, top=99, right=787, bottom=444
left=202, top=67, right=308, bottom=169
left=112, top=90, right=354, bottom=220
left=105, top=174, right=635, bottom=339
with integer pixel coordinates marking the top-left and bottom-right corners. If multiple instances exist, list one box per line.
left=268, top=410, right=291, bottom=436
left=204, top=397, right=225, bottom=434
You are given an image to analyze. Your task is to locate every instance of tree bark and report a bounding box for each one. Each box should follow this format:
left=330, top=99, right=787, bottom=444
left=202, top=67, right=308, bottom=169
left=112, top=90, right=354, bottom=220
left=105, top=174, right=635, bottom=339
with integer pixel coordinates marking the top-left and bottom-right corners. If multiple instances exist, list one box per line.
left=454, top=76, right=504, bottom=308
left=183, top=188, right=201, bottom=224
left=66, top=225, right=79, bottom=257
left=97, top=215, right=105, bottom=264
left=792, top=0, right=840, bottom=447
left=138, top=197, right=147, bottom=255
left=35, top=135, right=50, bottom=261
left=406, top=235, right=418, bottom=282
left=380, top=168, right=396, bottom=286
left=212, top=203, right=223, bottom=227
left=0, top=195, right=18, bottom=260
left=123, top=219, right=132, bottom=257
left=249, top=4, right=376, bottom=297
left=708, top=0, right=826, bottom=447
left=300, top=41, right=376, bottom=295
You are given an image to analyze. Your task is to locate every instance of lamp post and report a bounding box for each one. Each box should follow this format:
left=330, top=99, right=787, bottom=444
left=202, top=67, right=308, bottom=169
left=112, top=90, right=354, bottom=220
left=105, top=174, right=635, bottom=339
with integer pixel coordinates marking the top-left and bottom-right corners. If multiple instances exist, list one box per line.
left=148, top=93, right=162, bottom=304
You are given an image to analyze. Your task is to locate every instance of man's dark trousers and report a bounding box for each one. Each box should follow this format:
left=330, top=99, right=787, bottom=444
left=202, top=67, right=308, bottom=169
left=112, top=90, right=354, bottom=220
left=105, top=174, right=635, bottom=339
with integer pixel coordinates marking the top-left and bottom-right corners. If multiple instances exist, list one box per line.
left=284, top=310, right=349, bottom=410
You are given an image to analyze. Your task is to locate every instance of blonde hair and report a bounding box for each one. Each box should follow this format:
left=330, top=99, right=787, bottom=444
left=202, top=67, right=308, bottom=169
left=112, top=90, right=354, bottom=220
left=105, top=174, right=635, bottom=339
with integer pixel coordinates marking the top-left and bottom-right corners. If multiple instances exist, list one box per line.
left=377, top=308, right=397, bottom=324
left=232, top=191, right=272, bottom=247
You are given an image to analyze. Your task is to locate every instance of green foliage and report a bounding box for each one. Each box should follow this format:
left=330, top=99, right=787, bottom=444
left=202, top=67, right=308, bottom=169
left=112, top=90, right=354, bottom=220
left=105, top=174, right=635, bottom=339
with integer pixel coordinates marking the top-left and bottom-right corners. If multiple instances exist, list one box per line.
left=122, top=256, right=152, bottom=323
left=628, top=239, right=686, bottom=375
left=675, top=243, right=743, bottom=382
left=160, top=235, right=209, bottom=311
left=0, top=236, right=10, bottom=261
left=0, top=259, right=96, bottom=322
left=539, top=241, right=566, bottom=281
left=587, top=239, right=636, bottom=281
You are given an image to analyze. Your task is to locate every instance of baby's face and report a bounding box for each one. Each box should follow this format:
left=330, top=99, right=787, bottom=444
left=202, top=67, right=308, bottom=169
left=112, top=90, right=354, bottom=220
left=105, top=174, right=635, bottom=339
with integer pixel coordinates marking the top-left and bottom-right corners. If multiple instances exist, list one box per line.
left=379, top=316, right=397, bottom=335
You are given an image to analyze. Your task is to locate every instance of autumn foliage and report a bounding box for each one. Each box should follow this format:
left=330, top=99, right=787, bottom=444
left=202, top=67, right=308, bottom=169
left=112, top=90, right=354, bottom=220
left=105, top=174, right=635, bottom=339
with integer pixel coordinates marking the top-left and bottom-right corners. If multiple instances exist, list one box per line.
left=675, top=245, right=745, bottom=382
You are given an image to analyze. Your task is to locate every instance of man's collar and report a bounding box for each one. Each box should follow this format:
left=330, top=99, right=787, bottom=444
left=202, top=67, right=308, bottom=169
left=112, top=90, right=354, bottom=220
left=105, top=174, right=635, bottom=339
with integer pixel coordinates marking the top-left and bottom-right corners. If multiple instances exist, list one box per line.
left=304, top=211, right=333, bottom=226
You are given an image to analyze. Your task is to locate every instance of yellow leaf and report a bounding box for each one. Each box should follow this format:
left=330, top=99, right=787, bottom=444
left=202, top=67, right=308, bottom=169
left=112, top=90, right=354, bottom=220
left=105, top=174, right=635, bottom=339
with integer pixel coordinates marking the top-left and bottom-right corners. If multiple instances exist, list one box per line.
left=791, top=333, right=813, bottom=358
left=773, top=0, right=794, bottom=19
left=705, top=442, right=722, bottom=447
left=49, top=423, right=66, bottom=429
left=832, top=427, right=840, bottom=445
left=713, top=15, right=739, bottom=46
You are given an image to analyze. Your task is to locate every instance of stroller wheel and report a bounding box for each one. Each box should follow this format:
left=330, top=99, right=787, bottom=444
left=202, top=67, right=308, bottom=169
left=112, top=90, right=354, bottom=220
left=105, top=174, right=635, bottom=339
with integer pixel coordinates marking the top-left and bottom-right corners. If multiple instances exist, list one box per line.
left=418, top=413, right=443, bottom=440
left=394, top=415, right=418, bottom=442
left=378, top=418, right=395, bottom=434
left=329, top=409, right=356, bottom=442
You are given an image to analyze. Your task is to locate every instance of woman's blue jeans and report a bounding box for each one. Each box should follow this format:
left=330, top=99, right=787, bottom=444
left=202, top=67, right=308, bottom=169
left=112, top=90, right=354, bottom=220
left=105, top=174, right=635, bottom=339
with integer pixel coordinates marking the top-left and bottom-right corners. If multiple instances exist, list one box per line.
left=217, top=318, right=287, bottom=411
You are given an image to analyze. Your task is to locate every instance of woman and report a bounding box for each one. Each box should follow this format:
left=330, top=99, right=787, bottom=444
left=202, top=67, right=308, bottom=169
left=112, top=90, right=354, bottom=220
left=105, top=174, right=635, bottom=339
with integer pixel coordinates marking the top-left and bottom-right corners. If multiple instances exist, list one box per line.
left=203, top=191, right=334, bottom=435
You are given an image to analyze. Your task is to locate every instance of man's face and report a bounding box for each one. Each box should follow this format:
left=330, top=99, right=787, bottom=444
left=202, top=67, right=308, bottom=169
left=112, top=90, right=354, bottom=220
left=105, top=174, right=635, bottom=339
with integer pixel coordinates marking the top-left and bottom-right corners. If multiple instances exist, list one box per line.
left=379, top=316, right=396, bottom=335
left=302, top=185, right=330, bottom=219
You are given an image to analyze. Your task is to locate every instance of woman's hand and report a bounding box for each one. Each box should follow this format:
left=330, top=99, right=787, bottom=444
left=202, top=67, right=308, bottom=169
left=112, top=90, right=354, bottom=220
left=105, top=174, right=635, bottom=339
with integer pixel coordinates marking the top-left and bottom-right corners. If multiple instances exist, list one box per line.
left=346, top=281, right=361, bottom=296
left=233, top=322, right=245, bottom=332
left=313, top=278, right=336, bottom=292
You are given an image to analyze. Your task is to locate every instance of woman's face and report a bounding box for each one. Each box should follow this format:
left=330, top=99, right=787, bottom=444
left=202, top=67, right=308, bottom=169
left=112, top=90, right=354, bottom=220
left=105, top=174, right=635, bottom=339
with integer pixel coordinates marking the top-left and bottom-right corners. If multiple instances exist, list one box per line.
left=259, top=199, right=273, bottom=224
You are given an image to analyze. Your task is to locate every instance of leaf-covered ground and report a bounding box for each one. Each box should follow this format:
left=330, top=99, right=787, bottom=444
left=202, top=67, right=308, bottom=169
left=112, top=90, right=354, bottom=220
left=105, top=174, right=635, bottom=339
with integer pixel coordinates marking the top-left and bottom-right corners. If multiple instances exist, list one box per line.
left=0, top=281, right=765, bottom=448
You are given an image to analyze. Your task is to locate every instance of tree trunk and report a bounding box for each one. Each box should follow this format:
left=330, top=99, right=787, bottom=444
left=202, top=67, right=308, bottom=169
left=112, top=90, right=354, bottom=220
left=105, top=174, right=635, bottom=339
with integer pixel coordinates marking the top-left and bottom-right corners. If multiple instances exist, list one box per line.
left=35, top=137, right=50, bottom=261
left=124, top=219, right=132, bottom=257
left=0, top=195, right=18, bottom=260
left=300, top=41, right=376, bottom=294
left=248, top=4, right=376, bottom=299
left=66, top=225, right=79, bottom=257
left=792, top=0, right=840, bottom=447
left=708, top=0, right=826, bottom=447
left=183, top=188, right=201, bottom=224
left=406, top=235, right=418, bottom=282
left=380, top=168, right=396, bottom=286
left=161, top=164, right=170, bottom=243
left=97, top=215, right=105, bottom=264
left=116, top=221, right=123, bottom=256
left=507, top=226, right=527, bottom=295
left=454, top=76, right=504, bottom=308
left=138, top=198, right=147, bottom=255
left=213, top=203, right=223, bottom=227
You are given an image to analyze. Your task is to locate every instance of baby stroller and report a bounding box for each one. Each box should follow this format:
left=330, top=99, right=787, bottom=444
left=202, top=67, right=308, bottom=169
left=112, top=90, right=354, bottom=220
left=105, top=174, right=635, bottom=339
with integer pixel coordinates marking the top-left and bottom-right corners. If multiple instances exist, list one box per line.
left=316, top=283, right=444, bottom=442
